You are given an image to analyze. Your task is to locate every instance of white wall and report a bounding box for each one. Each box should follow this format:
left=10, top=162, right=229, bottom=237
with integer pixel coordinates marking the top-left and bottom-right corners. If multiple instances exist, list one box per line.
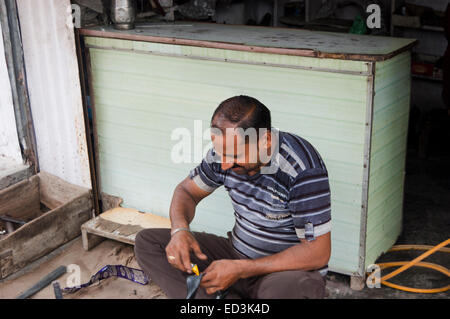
left=16, top=0, right=91, bottom=188
left=0, top=21, right=22, bottom=163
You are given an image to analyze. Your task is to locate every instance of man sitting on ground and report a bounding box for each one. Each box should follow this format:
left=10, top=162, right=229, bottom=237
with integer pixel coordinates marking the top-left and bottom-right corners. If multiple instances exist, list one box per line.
left=134, top=95, right=332, bottom=299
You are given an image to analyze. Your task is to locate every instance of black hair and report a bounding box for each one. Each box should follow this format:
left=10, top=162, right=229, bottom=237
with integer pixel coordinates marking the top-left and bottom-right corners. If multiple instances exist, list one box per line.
left=211, top=95, right=271, bottom=132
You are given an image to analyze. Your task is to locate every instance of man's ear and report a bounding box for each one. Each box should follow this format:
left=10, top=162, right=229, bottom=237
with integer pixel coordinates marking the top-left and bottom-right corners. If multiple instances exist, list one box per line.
left=258, top=129, right=272, bottom=150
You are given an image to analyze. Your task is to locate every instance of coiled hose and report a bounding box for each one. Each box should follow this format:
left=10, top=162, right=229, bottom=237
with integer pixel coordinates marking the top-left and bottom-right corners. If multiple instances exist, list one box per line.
left=372, top=238, right=450, bottom=293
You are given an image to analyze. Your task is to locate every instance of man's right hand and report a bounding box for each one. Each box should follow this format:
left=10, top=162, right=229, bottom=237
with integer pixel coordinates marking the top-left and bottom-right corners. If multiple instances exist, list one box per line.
left=165, top=230, right=208, bottom=273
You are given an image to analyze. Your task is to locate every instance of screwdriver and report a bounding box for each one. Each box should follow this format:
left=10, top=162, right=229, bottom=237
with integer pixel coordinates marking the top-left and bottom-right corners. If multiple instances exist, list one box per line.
left=191, top=263, right=199, bottom=276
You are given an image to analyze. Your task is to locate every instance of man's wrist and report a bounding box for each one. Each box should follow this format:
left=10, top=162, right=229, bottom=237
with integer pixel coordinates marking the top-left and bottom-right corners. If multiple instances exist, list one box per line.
left=170, top=227, right=192, bottom=237
left=235, top=259, right=254, bottom=279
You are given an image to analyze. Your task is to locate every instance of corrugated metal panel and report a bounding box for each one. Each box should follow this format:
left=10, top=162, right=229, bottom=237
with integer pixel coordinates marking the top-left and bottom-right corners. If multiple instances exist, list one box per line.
left=0, top=21, right=22, bottom=163
left=15, top=0, right=91, bottom=188
left=365, top=52, right=411, bottom=268
left=88, top=38, right=371, bottom=275
left=85, top=37, right=371, bottom=74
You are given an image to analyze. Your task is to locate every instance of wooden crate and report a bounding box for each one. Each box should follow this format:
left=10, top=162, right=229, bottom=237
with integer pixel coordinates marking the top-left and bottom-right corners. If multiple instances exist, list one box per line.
left=0, top=171, right=92, bottom=279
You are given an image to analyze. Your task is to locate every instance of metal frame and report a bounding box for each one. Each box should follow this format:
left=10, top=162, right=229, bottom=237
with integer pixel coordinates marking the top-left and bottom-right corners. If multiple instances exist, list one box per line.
left=84, top=43, right=372, bottom=77
left=357, top=61, right=376, bottom=280
left=0, top=0, right=38, bottom=172
left=74, top=29, right=101, bottom=216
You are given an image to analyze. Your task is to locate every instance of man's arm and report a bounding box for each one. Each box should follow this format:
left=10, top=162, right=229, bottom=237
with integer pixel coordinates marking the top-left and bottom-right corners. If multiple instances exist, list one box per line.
left=169, top=176, right=211, bottom=230
left=238, top=232, right=331, bottom=278
left=201, top=233, right=331, bottom=294
left=165, top=177, right=212, bottom=273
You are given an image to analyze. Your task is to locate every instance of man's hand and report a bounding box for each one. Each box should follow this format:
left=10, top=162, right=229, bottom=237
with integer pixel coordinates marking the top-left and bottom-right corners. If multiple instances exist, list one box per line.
left=200, top=259, right=244, bottom=295
left=165, top=230, right=207, bottom=273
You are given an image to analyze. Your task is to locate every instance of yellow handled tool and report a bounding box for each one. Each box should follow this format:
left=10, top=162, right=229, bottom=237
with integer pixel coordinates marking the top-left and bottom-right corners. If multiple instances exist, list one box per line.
left=191, top=263, right=199, bottom=276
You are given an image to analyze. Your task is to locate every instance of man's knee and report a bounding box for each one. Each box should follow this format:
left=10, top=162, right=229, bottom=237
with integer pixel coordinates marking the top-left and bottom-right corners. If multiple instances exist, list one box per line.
left=134, top=228, right=170, bottom=256
left=256, top=270, right=326, bottom=299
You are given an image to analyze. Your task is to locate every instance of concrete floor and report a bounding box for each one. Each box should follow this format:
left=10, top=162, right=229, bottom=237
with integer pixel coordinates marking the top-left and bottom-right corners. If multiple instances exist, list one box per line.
left=0, top=152, right=448, bottom=299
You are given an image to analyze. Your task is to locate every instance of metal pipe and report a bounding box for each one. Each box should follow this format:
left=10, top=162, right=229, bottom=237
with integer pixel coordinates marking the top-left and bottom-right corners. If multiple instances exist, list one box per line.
left=5, top=222, right=15, bottom=234
left=16, top=266, right=67, bottom=299
left=0, top=215, right=27, bottom=226
left=111, top=0, right=137, bottom=30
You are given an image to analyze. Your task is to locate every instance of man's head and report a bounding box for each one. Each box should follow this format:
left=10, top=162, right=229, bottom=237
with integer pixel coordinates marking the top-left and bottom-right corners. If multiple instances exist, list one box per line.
left=210, top=95, right=273, bottom=175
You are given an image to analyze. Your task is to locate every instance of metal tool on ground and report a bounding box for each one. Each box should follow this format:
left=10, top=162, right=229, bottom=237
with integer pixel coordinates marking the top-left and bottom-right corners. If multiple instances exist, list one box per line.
left=52, top=281, right=63, bottom=299
left=16, top=265, right=67, bottom=299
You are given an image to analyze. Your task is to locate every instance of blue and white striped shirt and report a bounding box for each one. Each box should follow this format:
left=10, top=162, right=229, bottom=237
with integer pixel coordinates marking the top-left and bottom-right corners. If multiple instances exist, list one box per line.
left=190, top=130, right=331, bottom=275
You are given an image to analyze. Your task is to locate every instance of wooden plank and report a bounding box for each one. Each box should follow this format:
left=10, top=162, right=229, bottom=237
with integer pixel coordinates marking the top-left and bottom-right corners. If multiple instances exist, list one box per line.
left=101, top=207, right=171, bottom=229
left=82, top=218, right=138, bottom=246
left=0, top=175, right=40, bottom=221
left=81, top=207, right=171, bottom=250
left=79, top=22, right=417, bottom=61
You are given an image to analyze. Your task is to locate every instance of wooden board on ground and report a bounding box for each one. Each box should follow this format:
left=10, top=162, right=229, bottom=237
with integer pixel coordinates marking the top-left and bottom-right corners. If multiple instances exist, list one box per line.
left=81, top=207, right=171, bottom=250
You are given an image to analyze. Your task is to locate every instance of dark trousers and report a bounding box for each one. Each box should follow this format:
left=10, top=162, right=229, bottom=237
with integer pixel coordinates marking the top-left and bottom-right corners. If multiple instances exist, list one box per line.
left=134, top=228, right=326, bottom=299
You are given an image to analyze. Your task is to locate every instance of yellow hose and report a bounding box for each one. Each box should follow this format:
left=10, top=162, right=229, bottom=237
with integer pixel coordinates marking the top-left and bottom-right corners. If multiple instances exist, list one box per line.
left=371, top=238, right=450, bottom=293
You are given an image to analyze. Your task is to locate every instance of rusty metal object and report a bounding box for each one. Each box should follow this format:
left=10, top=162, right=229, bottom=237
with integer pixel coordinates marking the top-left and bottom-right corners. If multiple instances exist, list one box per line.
left=111, top=0, right=136, bottom=30
left=0, top=215, right=26, bottom=226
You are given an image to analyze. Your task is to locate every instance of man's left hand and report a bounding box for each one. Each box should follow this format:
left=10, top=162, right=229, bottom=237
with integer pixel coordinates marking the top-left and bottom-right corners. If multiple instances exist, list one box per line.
left=200, top=259, right=244, bottom=295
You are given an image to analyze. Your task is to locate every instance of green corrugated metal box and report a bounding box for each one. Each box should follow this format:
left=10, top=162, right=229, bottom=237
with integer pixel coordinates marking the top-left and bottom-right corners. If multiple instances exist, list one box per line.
left=80, top=23, right=416, bottom=284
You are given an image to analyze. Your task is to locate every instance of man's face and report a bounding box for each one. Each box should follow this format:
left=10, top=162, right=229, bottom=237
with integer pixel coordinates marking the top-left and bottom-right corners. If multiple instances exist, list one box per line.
left=211, top=130, right=260, bottom=175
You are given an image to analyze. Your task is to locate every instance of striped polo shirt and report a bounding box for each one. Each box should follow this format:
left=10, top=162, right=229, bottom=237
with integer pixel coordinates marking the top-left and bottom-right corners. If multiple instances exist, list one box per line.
left=189, top=130, right=331, bottom=276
